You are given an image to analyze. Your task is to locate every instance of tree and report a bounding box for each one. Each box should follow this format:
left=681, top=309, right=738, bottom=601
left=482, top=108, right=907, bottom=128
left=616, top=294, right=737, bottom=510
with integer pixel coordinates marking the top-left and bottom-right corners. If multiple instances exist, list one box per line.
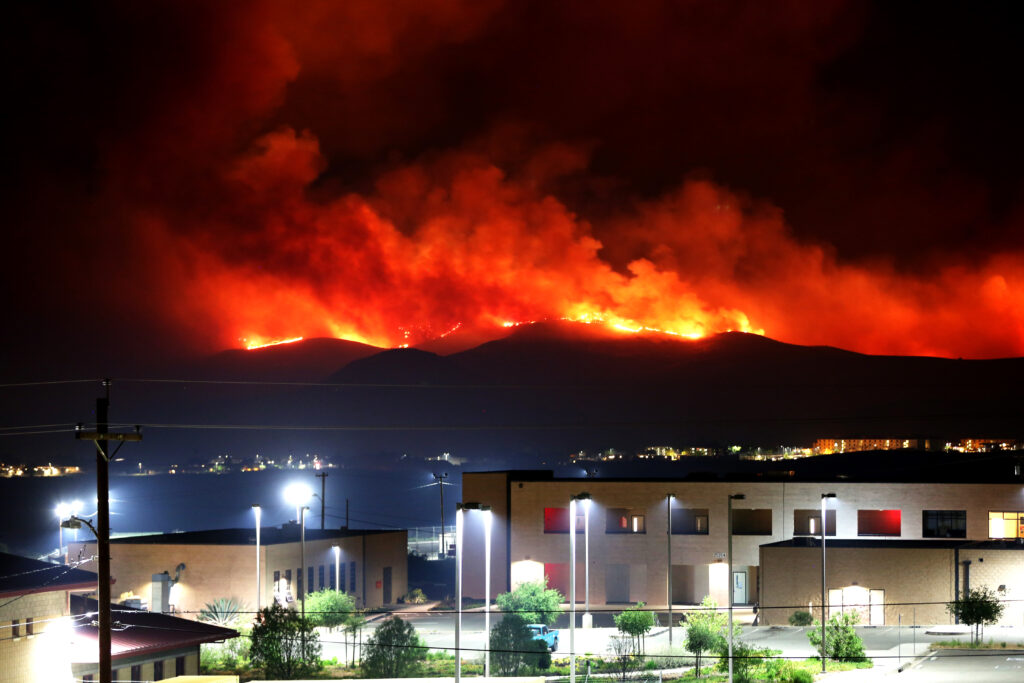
left=489, top=614, right=549, bottom=676
left=198, top=597, right=248, bottom=628
left=614, top=602, right=657, bottom=654
left=304, top=589, right=354, bottom=632
left=361, top=615, right=428, bottom=678
left=249, top=603, right=322, bottom=680
left=684, top=596, right=726, bottom=677
left=495, top=578, right=564, bottom=626
left=946, top=586, right=1005, bottom=644
left=807, top=611, right=866, bottom=663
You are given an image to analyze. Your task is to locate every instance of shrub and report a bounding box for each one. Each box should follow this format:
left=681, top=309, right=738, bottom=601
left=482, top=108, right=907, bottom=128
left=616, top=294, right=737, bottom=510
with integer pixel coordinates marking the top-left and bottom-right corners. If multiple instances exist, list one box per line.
left=490, top=614, right=549, bottom=676
left=404, top=588, right=428, bottom=604
left=684, top=596, right=726, bottom=678
left=807, top=611, right=867, bottom=662
left=304, top=589, right=356, bottom=631
left=199, top=597, right=249, bottom=628
left=249, top=603, right=322, bottom=679
left=361, top=615, right=427, bottom=678
left=788, top=611, right=814, bottom=626
left=790, top=668, right=814, bottom=683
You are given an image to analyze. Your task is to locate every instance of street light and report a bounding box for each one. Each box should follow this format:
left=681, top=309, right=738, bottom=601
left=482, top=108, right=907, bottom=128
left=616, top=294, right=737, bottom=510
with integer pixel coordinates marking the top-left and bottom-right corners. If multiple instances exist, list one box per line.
left=332, top=545, right=341, bottom=592
left=284, top=482, right=313, bottom=525
left=821, top=493, right=836, bottom=673
left=727, top=493, right=746, bottom=683
left=667, top=493, right=674, bottom=647
left=252, top=504, right=261, bottom=614
left=575, top=493, right=592, bottom=628
left=55, top=500, right=84, bottom=563
left=455, top=502, right=492, bottom=682
left=283, top=484, right=312, bottom=646
left=569, top=496, right=577, bottom=683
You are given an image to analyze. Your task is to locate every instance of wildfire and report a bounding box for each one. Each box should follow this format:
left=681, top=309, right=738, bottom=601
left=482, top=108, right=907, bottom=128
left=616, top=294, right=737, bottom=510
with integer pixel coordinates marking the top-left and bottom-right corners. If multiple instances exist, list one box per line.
left=243, top=336, right=304, bottom=351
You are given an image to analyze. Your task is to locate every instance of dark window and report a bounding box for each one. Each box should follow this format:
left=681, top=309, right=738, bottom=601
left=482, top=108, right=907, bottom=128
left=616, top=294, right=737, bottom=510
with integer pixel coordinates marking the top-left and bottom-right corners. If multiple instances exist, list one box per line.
left=176, top=655, right=186, bottom=675
left=308, top=566, right=314, bottom=596
left=154, top=659, right=164, bottom=680
left=25, top=618, right=33, bottom=636
left=273, top=569, right=280, bottom=584
left=794, top=509, right=836, bottom=536
left=339, top=563, right=346, bottom=593
left=923, top=510, right=966, bottom=538
left=319, top=565, right=325, bottom=590
left=83, top=676, right=94, bottom=682
left=858, top=509, right=901, bottom=536
left=131, top=665, right=141, bottom=681
left=671, top=507, right=709, bottom=535
left=732, top=509, right=772, bottom=535
left=606, top=508, right=646, bottom=534
left=544, top=507, right=570, bottom=533
left=11, top=619, right=19, bottom=637
left=329, top=563, right=336, bottom=590
left=297, top=571, right=304, bottom=600
left=349, top=561, right=356, bottom=593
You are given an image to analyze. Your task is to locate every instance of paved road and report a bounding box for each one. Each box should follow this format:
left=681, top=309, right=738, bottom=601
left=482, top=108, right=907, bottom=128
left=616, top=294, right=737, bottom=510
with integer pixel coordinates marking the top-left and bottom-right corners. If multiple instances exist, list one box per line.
left=892, top=649, right=1024, bottom=682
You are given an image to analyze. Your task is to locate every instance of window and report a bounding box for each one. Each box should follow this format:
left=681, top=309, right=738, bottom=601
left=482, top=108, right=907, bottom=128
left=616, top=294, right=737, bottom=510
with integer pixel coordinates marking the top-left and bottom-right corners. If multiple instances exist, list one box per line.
left=11, top=619, right=19, bottom=638
left=349, top=561, right=356, bottom=593
left=732, top=509, right=772, bottom=535
left=83, top=676, right=94, bottom=682
left=131, top=665, right=141, bottom=681
left=671, top=507, right=709, bottom=535
left=154, top=659, right=164, bottom=680
left=297, top=570, right=304, bottom=600
left=794, top=509, right=836, bottom=536
left=319, top=565, right=325, bottom=590
left=989, top=511, right=1024, bottom=538
left=176, top=656, right=186, bottom=676
left=274, top=569, right=281, bottom=584
left=339, top=563, right=346, bottom=593
left=858, top=509, right=901, bottom=536
left=923, top=510, right=966, bottom=538
left=329, top=564, right=336, bottom=590
left=606, top=508, right=646, bottom=534
left=25, top=618, right=34, bottom=636
left=543, top=507, right=585, bottom=533
left=308, top=566, right=314, bottom=596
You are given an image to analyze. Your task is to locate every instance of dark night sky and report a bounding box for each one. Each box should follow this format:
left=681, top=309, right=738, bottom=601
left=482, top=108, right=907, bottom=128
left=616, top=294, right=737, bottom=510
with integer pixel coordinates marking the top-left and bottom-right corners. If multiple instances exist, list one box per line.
left=4, top=0, right=1024, bottom=378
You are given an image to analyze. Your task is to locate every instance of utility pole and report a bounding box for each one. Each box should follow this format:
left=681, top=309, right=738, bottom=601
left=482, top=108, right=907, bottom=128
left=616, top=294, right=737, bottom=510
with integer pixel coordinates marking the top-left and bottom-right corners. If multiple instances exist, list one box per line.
left=315, top=472, right=328, bottom=530
left=434, top=473, right=448, bottom=559
left=76, top=380, right=141, bottom=683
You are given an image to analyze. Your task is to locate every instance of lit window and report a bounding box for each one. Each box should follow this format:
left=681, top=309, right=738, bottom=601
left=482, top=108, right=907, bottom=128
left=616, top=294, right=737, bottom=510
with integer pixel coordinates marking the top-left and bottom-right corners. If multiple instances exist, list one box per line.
left=989, top=511, right=1024, bottom=539
left=794, top=509, right=836, bottom=536
left=606, top=508, right=645, bottom=534
left=671, top=507, right=710, bottom=535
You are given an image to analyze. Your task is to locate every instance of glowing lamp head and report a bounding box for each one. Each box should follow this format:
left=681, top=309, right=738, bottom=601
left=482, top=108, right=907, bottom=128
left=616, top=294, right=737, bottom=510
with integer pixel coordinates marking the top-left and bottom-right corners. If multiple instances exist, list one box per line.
left=283, top=483, right=313, bottom=507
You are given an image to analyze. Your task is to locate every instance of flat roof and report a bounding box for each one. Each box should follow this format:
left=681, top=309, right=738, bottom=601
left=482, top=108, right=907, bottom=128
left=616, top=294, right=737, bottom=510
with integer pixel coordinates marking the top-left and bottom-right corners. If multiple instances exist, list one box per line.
left=762, top=538, right=1024, bottom=551
left=105, top=526, right=402, bottom=546
left=0, top=551, right=97, bottom=598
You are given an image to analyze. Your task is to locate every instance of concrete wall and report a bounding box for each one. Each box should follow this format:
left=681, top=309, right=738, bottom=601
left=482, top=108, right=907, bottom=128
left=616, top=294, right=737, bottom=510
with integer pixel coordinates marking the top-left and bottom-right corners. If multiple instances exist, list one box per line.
left=0, top=591, right=74, bottom=683
left=462, top=472, right=1024, bottom=609
left=70, top=530, right=407, bottom=617
left=759, top=546, right=956, bottom=626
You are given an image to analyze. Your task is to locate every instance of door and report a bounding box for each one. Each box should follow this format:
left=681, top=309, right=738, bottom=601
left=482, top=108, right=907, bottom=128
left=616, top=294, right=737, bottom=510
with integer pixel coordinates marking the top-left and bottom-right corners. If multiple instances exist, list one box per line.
left=606, top=564, right=630, bottom=603
left=732, top=571, right=747, bottom=604
left=869, top=589, right=885, bottom=626
left=383, top=566, right=392, bottom=604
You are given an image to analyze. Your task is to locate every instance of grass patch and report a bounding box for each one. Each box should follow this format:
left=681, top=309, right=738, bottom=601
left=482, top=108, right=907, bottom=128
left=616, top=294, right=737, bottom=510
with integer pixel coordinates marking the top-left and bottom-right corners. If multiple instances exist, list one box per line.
left=933, top=638, right=1024, bottom=649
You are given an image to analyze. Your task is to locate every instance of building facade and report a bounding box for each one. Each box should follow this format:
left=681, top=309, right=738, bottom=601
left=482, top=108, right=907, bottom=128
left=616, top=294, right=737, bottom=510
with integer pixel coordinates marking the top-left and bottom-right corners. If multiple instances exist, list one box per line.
left=69, top=525, right=407, bottom=618
left=461, top=470, right=1024, bottom=623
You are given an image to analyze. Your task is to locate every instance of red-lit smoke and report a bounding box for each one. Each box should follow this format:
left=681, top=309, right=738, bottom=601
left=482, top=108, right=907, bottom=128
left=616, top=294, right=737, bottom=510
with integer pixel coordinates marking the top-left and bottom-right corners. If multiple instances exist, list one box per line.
left=19, top=1, right=1022, bottom=360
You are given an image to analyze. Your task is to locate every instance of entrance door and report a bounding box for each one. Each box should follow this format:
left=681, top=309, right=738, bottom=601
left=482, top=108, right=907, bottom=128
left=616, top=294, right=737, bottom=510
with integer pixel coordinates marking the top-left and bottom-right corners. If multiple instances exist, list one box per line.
left=606, top=564, right=630, bottom=603
left=732, top=571, right=747, bottom=604
left=382, top=566, right=392, bottom=604
left=869, top=589, right=885, bottom=626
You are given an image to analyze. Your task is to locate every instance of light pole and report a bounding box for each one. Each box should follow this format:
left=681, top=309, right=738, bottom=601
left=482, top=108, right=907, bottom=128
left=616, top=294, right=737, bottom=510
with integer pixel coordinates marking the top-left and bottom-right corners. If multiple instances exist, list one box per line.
left=575, top=493, right=592, bottom=628
left=55, top=500, right=83, bottom=563
left=727, top=493, right=745, bottom=683
left=821, top=492, right=836, bottom=673
left=435, top=472, right=449, bottom=559
left=454, top=502, right=493, bottom=680
left=569, top=496, right=577, bottom=683
left=333, top=545, right=341, bottom=592
left=252, top=504, right=261, bottom=614
left=667, top=493, right=674, bottom=647
left=284, top=483, right=313, bottom=647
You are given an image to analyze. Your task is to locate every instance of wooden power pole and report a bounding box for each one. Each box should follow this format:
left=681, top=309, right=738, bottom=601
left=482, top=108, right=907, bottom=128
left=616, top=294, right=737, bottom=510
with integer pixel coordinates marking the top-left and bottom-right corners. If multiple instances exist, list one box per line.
left=315, top=472, right=328, bottom=530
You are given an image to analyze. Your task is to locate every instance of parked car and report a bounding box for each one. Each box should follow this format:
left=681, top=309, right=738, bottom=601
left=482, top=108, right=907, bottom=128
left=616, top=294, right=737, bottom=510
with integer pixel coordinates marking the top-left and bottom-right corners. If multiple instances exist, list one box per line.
left=528, top=623, right=559, bottom=651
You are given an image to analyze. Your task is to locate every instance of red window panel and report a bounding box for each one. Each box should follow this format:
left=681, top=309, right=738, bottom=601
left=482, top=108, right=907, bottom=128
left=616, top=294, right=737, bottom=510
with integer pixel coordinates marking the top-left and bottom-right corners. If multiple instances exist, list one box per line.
left=858, top=509, right=901, bottom=536
left=544, top=507, right=570, bottom=533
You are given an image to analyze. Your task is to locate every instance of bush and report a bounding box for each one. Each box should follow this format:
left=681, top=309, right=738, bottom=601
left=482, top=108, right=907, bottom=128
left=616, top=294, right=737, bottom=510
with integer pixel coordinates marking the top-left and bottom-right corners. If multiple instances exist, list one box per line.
left=199, top=597, right=250, bottom=628
left=495, top=578, right=564, bottom=626
left=304, top=589, right=356, bottom=631
left=404, top=588, right=428, bottom=604
left=684, top=596, right=726, bottom=677
left=361, top=615, right=428, bottom=678
left=807, top=611, right=867, bottom=662
left=249, top=603, right=322, bottom=680
left=790, top=668, right=814, bottom=683
left=788, top=611, right=814, bottom=626
left=490, top=614, right=549, bottom=676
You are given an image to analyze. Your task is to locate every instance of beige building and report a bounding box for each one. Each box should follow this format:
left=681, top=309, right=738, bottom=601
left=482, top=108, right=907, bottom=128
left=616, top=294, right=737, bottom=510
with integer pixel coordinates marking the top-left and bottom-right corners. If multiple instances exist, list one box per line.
left=461, top=470, right=1024, bottom=623
left=0, top=552, right=96, bottom=683
left=69, top=525, right=407, bottom=618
